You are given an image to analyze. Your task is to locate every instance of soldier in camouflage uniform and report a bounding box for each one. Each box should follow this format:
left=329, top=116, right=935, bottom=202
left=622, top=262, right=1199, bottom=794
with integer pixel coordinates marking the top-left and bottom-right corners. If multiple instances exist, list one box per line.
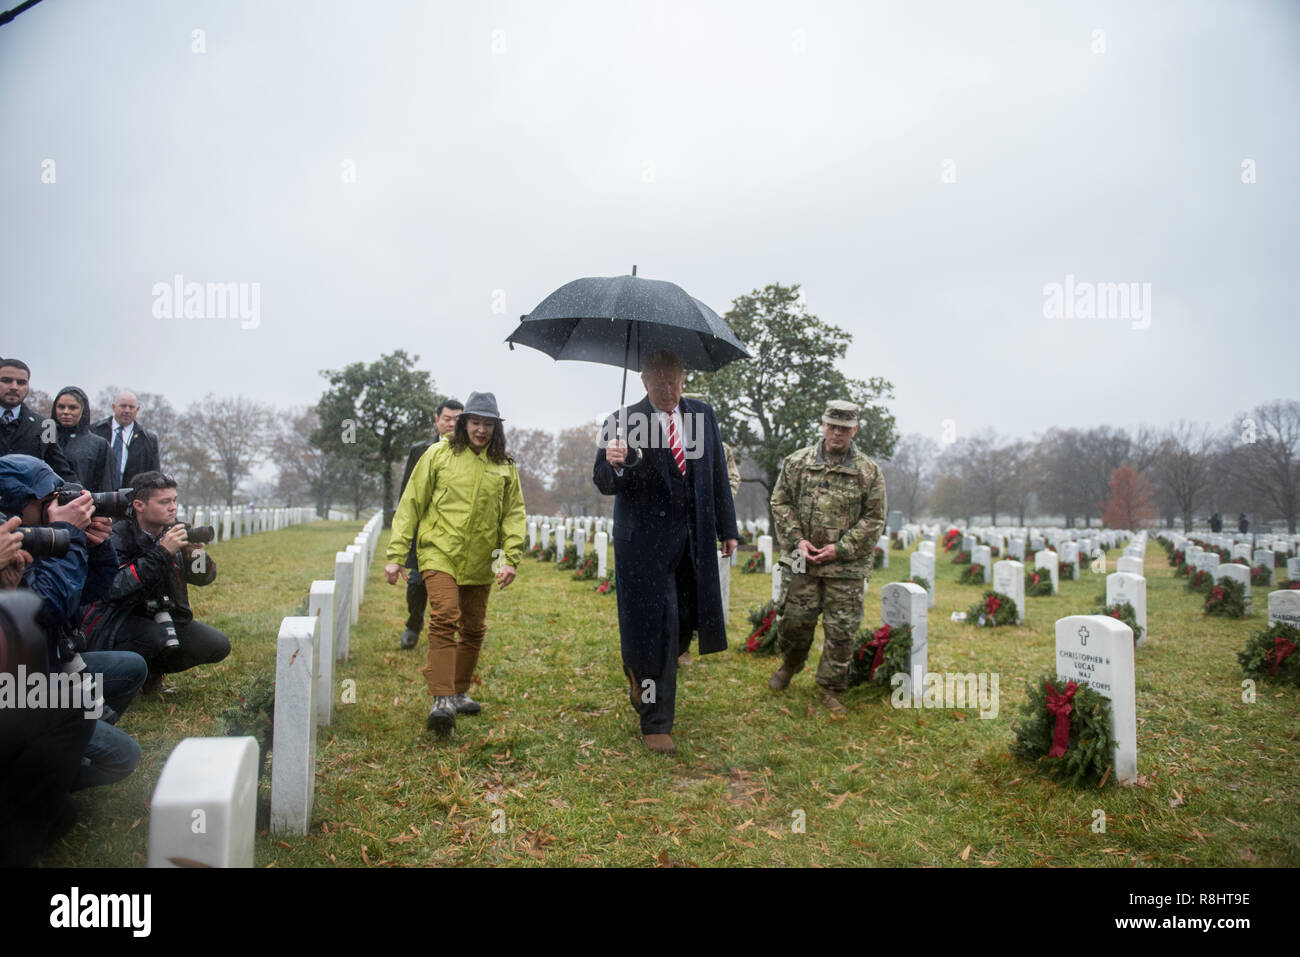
left=767, top=400, right=887, bottom=711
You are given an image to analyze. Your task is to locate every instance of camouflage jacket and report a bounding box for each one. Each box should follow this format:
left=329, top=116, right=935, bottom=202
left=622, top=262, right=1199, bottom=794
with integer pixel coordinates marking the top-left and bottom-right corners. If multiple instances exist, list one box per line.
left=770, top=440, right=887, bottom=579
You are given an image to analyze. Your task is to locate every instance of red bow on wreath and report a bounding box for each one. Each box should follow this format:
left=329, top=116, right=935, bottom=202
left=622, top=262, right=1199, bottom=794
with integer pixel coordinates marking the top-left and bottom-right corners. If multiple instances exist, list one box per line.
left=746, top=610, right=777, bottom=652
left=596, top=580, right=610, bottom=594
left=860, top=624, right=892, bottom=681
left=1031, top=573, right=1040, bottom=585
left=984, top=595, right=1001, bottom=615
left=1045, top=681, right=1079, bottom=758
left=1211, top=586, right=1225, bottom=601
left=1268, top=635, right=1297, bottom=676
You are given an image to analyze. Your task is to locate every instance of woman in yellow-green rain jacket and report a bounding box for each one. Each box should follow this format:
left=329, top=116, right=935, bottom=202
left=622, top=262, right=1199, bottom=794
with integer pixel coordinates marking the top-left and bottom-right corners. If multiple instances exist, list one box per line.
left=385, top=392, right=526, bottom=736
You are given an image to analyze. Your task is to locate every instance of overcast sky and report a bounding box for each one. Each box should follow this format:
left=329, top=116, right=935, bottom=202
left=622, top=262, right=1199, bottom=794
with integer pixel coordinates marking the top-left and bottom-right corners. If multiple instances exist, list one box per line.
left=3, top=0, right=1296, bottom=450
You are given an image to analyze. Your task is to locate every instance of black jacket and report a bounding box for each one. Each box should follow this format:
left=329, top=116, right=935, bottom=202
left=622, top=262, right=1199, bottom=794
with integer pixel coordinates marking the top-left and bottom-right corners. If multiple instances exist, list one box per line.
left=398, top=433, right=443, bottom=568
left=53, top=387, right=115, bottom=492
left=0, top=404, right=78, bottom=483
left=90, top=416, right=161, bottom=487
left=81, top=514, right=217, bottom=651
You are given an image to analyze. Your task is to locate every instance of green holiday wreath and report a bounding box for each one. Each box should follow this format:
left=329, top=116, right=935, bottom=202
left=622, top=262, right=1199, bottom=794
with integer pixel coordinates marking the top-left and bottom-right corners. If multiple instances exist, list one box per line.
left=1089, top=601, right=1144, bottom=645
left=848, top=622, right=912, bottom=687
left=1204, top=577, right=1247, bottom=618
left=1011, top=675, right=1116, bottom=788
left=1025, top=568, right=1054, bottom=596
left=966, top=590, right=1018, bottom=627
left=958, top=563, right=985, bottom=585
left=1237, top=622, right=1300, bottom=687
left=742, top=600, right=781, bottom=654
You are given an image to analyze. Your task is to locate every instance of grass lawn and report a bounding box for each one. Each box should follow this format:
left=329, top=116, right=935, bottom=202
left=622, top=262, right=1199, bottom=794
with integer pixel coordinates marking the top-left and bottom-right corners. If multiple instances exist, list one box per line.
left=43, top=525, right=1299, bottom=867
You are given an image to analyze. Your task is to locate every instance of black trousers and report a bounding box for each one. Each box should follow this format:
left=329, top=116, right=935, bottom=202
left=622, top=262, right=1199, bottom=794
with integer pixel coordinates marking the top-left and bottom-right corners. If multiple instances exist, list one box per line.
left=627, top=530, right=695, bottom=735
left=113, top=617, right=231, bottom=674
left=404, top=565, right=427, bottom=635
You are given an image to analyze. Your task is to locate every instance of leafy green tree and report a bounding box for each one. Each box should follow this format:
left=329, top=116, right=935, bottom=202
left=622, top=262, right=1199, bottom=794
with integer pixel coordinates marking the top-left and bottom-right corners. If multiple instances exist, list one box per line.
left=688, top=283, right=898, bottom=525
left=311, top=351, right=440, bottom=527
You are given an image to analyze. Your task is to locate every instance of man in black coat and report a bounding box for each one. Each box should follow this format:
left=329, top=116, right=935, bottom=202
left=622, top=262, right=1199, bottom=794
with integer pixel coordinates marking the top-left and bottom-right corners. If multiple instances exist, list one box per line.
left=0, top=358, right=78, bottom=482
left=593, top=351, right=738, bottom=756
left=90, top=391, right=161, bottom=488
left=396, top=398, right=463, bottom=650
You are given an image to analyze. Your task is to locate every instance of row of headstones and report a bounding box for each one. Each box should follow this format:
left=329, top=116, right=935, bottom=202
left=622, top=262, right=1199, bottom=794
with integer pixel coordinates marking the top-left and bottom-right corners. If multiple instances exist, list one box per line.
left=176, top=505, right=319, bottom=543
left=145, top=511, right=384, bottom=867
left=1166, top=529, right=1299, bottom=561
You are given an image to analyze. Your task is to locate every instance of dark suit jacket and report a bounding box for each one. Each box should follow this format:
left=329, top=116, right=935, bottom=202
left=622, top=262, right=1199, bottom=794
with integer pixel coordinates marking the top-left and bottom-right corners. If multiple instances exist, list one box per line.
left=91, top=417, right=161, bottom=487
left=0, top=404, right=78, bottom=482
left=592, top=395, right=738, bottom=674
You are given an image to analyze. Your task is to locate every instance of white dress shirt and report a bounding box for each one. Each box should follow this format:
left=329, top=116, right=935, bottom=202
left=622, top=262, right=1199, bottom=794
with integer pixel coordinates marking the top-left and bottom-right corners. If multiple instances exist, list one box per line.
left=112, top=421, right=135, bottom=477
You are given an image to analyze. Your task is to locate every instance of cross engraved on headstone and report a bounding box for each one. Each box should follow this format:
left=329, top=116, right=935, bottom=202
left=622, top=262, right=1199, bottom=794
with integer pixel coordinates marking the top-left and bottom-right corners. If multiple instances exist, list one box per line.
left=1078, top=625, right=1089, bottom=646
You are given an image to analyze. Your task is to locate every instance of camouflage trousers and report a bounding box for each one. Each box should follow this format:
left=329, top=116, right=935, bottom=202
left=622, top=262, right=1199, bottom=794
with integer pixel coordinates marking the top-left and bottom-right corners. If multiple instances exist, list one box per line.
left=777, top=572, right=865, bottom=692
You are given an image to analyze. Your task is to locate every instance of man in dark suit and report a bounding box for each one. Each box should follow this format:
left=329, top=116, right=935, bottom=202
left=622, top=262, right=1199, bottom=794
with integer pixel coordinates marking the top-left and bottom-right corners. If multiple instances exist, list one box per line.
left=90, top=391, right=161, bottom=488
left=0, top=358, right=78, bottom=482
left=593, top=351, right=738, bottom=756
left=396, top=398, right=463, bottom=650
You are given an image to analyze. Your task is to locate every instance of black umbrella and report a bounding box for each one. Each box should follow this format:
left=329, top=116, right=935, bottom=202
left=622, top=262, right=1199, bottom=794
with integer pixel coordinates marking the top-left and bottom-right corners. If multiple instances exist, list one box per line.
left=507, top=267, right=749, bottom=464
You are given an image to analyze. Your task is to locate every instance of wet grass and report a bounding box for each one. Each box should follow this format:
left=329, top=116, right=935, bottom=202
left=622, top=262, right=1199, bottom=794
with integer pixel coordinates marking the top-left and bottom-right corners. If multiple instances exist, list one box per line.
left=43, top=529, right=1299, bottom=867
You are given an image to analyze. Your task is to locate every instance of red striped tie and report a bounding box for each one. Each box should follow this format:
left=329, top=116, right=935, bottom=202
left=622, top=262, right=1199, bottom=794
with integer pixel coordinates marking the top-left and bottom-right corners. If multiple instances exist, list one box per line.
left=667, top=414, right=686, bottom=476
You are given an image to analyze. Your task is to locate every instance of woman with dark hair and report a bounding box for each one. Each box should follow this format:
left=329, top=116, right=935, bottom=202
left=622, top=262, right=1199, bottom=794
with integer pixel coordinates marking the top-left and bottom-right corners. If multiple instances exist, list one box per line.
left=51, top=387, right=115, bottom=492
left=385, top=391, right=526, bottom=737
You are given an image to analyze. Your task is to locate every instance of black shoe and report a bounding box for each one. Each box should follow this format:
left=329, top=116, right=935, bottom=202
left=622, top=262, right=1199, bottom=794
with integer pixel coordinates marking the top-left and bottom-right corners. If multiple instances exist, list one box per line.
left=399, top=629, right=419, bottom=650
left=426, top=696, right=456, bottom=737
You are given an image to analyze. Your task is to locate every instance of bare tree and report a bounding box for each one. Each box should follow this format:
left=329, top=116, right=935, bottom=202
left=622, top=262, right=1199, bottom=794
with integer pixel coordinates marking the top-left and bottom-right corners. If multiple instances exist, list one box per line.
left=183, top=394, right=274, bottom=506
left=1227, top=400, right=1300, bottom=533
left=958, top=430, right=1017, bottom=524
left=553, top=423, right=608, bottom=517
left=1148, top=421, right=1216, bottom=532
left=510, top=427, right=556, bottom=515
left=879, top=433, right=937, bottom=522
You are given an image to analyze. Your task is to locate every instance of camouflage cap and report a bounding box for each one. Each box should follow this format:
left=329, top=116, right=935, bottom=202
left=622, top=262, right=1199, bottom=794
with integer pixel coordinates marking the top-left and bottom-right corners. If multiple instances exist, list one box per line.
left=821, top=399, right=859, bottom=426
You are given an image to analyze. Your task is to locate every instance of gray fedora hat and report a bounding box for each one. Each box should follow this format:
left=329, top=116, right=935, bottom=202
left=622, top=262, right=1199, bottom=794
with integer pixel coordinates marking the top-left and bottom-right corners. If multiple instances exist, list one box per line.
left=462, top=391, right=503, bottom=420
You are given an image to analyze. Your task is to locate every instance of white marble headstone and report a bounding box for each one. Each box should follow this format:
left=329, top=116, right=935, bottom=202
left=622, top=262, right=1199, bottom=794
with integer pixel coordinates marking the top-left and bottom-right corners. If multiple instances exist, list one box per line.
left=1106, top=572, right=1148, bottom=647
left=757, top=535, right=773, bottom=573
left=148, top=736, right=259, bottom=868
left=594, top=530, right=608, bottom=578
left=1035, top=549, right=1060, bottom=594
left=1267, top=589, right=1300, bottom=629
left=992, top=559, right=1025, bottom=623
left=972, top=545, right=992, bottom=583
left=881, top=582, right=928, bottom=692
left=1055, top=615, right=1137, bottom=785
left=270, top=616, right=319, bottom=836
left=909, top=551, right=936, bottom=609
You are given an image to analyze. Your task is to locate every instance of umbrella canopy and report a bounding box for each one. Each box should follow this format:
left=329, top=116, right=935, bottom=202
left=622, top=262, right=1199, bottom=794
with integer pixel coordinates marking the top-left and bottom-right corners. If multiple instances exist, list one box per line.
left=506, top=274, right=749, bottom=372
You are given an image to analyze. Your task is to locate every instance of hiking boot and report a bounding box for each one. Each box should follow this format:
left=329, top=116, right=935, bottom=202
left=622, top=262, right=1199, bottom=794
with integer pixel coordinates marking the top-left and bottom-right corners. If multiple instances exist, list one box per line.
left=677, top=650, right=692, bottom=666
left=452, top=692, right=481, bottom=715
left=643, top=733, right=675, bottom=756
left=768, top=662, right=796, bottom=690
left=426, top=696, right=456, bottom=736
left=399, top=629, right=419, bottom=650
left=819, top=688, right=847, bottom=713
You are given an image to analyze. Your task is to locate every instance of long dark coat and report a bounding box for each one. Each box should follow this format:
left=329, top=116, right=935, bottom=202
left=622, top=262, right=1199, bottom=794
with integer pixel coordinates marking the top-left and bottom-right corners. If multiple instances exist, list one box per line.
left=593, top=395, right=738, bottom=675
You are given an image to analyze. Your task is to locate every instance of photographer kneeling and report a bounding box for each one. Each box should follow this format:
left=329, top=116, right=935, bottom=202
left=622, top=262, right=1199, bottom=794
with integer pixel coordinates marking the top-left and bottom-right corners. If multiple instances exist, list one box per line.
left=89, top=471, right=229, bottom=690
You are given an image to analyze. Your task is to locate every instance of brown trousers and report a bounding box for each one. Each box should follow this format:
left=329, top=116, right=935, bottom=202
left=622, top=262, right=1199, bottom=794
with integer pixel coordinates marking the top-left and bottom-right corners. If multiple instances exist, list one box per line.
left=420, top=570, right=492, bottom=697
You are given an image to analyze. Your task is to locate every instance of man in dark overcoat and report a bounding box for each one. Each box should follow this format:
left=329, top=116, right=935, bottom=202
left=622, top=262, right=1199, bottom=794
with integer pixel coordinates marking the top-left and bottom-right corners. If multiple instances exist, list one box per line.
left=593, top=350, right=738, bottom=756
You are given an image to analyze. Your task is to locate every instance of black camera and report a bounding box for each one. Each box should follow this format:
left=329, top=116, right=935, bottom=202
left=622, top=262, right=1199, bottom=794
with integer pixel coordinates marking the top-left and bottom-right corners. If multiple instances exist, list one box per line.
left=182, top=524, right=216, bottom=545
left=55, top=483, right=134, bottom=519
left=18, top=526, right=71, bottom=559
